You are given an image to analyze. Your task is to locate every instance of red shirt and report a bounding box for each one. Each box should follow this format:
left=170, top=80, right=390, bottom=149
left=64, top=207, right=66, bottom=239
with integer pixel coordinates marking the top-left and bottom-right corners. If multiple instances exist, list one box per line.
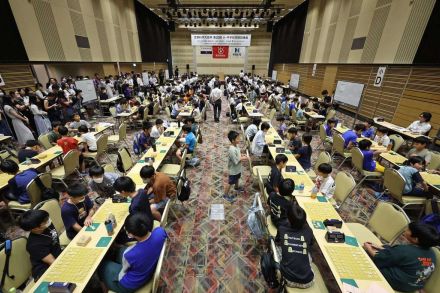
left=57, top=137, right=78, bottom=154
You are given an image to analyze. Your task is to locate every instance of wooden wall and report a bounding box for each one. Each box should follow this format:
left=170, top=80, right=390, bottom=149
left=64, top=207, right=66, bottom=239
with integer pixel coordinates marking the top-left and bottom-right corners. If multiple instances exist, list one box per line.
left=274, top=63, right=440, bottom=136
left=0, top=64, right=35, bottom=92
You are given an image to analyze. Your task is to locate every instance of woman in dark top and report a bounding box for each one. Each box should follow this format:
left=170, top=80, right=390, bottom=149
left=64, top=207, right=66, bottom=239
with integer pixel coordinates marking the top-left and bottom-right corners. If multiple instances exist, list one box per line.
left=276, top=201, right=314, bottom=288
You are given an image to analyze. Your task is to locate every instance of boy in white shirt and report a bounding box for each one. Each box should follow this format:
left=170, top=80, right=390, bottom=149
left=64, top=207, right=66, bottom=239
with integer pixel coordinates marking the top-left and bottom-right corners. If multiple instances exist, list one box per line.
left=151, top=119, right=164, bottom=139
left=373, top=127, right=391, bottom=148
left=78, top=125, right=97, bottom=152
left=313, top=163, right=335, bottom=199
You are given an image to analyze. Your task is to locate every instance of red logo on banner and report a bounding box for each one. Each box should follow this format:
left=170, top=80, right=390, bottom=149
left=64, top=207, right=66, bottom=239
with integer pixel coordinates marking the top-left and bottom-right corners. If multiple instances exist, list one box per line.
left=212, top=46, right=229, bottom=58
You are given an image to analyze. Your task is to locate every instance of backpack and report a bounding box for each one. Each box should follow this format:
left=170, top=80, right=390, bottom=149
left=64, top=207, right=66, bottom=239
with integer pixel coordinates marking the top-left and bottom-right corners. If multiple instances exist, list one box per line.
left=260, top=249, right=280, bottom=289
left=177, top=175, right=191, bottom=202
left=186, top=157, right=200, bottom=167
left=421, top=199, right=440, bottom=233
left=247, top=193, right=266, bottom=239
left=1, top=240, right=14, bottom=289
left=34, top=176, right=59, bottom=201
left=133, top=132, right=143, bottom=156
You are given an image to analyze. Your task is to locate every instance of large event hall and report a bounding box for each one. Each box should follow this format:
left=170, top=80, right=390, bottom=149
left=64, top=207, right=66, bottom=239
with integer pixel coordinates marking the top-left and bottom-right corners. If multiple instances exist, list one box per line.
left=0, top=0, right=439, bottom=292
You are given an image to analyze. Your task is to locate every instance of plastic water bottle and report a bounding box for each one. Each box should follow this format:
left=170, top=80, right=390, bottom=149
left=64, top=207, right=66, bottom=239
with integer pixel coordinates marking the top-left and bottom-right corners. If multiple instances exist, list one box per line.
left=25, top=157, right=31, bottom=165
left=299, top=182, right=305, bottom=193
left=148, top=157, right=153, bottom=166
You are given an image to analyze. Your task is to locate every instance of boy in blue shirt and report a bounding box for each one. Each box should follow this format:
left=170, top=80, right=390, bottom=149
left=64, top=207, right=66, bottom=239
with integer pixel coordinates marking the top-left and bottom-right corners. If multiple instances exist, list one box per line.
left=176, top=125, right=196, bottom=161
left=397, top=156, right=429, bottom=197
left=0, top=159, right=38, bottom=204
left=98, top=213, right=167, bottom=292
left=138, top=121, right=155, bottom=153
left=358, top=139, right=385, bottom=173
left=362, top=120, right=375, bottom=139
left=323, top=118, right=337, bottom=143
left=342, top=123, right=365, bottom=149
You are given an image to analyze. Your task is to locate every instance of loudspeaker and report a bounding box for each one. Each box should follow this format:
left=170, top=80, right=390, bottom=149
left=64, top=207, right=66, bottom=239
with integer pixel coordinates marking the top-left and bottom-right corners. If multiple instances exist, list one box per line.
left=186, top=64, right=190, bottom=70
left=168, top=21, right=175, bottom=32
left=267, top=21, right=273, bottom=32
left=252, top=65, right=255, bottom=70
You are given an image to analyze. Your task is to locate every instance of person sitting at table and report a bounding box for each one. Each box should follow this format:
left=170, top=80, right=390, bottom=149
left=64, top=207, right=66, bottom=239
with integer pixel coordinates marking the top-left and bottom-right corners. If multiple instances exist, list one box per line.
left=98, top=212, right=167, bottom=293
left=277, top=117, right=288, bottom=138
left=19, top=209, right=61, bottom=281
left=251, top=122, right=270, bottom=157
left=286, top=127, right=302, bottom=154
left=88, top=165, right=119, bottom=202
left=184, top=117, right=198, bottom=135
left=296, top=103, right=306, bottom=121
left=47, top=121, right=62, bottom=145
left=171, top=99, right=183, bottom=119
left=342, top=123, right=365, bottom=149
left=66, top=113, right=91, bottom=130
left=151, top=119, right=164, bottom=140
left=99, top=86, right=108, bottom=101
left=398, top=156, right=429, bottom=197
left=116, top=98, right=130, bottom=114
left=140, top=166, right=176, bottom=213
left=323, top=118, right=337, bottom=143
left=275, top=201, right=314, bottom=289
left=192, top=102, right=202, bottom=123
left=78, top=125, right=97, bottom=154
left=136, top=121, right=154, bottom=154
left=358, top=139, right=386, bottom=173
left=268, top=178, right=295, bottom=228
left=0, top=159, right=38, bottom=204
left=61, top=182, right=94, bottom=240
left=295, top=133, right=313, bottom=171
left=245, top=118, right=261, bottom=142
left=176, top=125, right=196, bottom=162
left=266, top=154, right=288, bottom=194
left=373, top=127, right=391, bottom=149
left=18, top=139, right=41, bottom=163
left=363, top=222, right=439, bottom=292
left=407, top=136, right=432, bottom=166
left=407, top=112, right=432, bottom=135
left=362, top=119, right=375, bottom=139
left=314, top=163, right=335, bottom=199
left=113, top=176, right=158, bottom=220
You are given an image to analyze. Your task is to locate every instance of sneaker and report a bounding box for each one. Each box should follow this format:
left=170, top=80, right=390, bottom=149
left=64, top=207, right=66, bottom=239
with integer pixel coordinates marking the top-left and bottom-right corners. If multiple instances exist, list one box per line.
left=234, top=186, right=245, bottom=192
left=228, top=195, right=237, bottom=203
left=223, top=194, right=232, bottom=202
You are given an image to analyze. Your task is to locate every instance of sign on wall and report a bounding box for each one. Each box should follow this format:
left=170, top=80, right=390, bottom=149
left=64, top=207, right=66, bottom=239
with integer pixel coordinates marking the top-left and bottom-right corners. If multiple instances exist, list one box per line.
left=191, top=34, right=251, bottom=46
left=75, top=79, right=97, bottom=104
left=374, top=66, right=386, bottom=87
left=272, top=70, right=277, bottom=81
left=0, top=74, right=4, bottom=86
left=213, top=46, right=229, bottom=58
left=200, top=47, right=212, bottom=55
left=230, top=47, right=243, bottom=58
left=312, top=64, right=317, bottom=77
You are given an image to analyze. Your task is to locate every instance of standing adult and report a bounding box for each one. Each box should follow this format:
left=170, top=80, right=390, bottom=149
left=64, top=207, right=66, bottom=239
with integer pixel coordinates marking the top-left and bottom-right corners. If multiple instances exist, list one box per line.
left=159, top=69, right=165, bottom=85
left=174, top=66, right=179, bottom=78
left=210, top=82, right=222, bottom=123
left=29, top=95, right=51, bottom=135
left=3, top=96, right=34, bottom=145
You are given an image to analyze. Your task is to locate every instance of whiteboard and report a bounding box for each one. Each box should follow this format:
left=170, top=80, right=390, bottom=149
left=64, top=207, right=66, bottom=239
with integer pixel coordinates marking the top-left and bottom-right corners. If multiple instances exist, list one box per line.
left=334, top=80, right=364, bottom=107
left=271, top=70, right=277, bottom=81
left=289, top=73, right=300, bottom=89
left=75, top=80, right=97, bottom=104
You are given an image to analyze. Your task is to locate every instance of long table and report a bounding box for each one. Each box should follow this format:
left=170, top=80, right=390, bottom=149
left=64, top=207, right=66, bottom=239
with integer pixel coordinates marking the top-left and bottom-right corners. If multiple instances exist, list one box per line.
left=0, top=124, right=114, bottom=191
left=243, top=103, right=264, bottom=117
left=30, top=200, right=130, bottom=293
left=374, top=120, right=431, bottom=140
left=126, top=126, right=181, bottom=188
left=261, top=121, right=394, bottom=292
left=265, top=127, right=315, bottom=197
left=177, top=105, right=194, bottom=118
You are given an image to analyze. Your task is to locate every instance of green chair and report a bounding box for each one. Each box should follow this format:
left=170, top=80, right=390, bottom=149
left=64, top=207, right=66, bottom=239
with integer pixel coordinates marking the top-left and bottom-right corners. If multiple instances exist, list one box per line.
left=351, top=147, right=383, bottom=191
left=307, top=151, right=332, bottom=180
left=331, top=133, right=352, bottom=169
left=0, top=237, right=32, bottom=292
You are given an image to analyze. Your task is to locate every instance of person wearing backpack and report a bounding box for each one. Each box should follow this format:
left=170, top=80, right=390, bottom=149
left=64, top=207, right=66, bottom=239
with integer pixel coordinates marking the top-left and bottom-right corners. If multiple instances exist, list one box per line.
left=275, top=201, right=314, bottom=289
left=268, top=179, right=295, bottom=228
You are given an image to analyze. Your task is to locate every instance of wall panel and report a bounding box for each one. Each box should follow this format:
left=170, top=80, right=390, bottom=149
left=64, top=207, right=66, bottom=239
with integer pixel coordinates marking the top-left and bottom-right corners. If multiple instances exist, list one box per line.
left=0, top=65, right=35, bottom=92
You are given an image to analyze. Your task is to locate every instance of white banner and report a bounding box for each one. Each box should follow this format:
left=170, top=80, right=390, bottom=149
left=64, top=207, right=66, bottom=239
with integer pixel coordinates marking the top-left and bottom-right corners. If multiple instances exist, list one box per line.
left=374, top=66, right=386, bottom=87
left=0, top=74, right=4, bottom=86
left=75, top=79, right=97, bottom=104
left=191, top=34, right=251, bottom=46
left=290, top=73, right=300, bottom=89
left=272, top=70, right=277, bottom=81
